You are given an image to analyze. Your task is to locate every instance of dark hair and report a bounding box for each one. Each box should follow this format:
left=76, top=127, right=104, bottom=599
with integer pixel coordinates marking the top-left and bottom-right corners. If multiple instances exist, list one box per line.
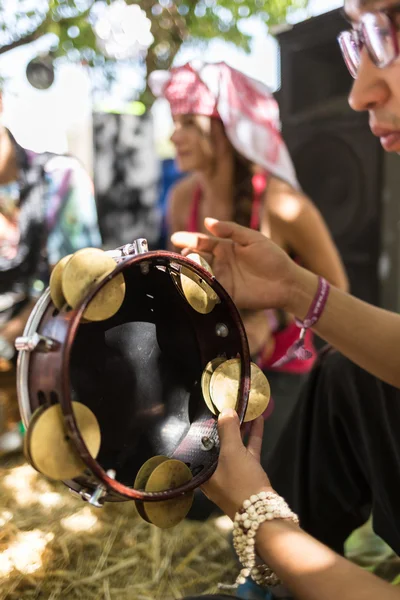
left=232, top=147, right=256, bottom=228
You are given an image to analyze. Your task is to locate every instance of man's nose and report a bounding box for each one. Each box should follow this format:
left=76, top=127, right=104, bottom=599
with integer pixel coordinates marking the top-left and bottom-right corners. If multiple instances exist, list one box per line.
left=348, top=49, right=390, bottom=112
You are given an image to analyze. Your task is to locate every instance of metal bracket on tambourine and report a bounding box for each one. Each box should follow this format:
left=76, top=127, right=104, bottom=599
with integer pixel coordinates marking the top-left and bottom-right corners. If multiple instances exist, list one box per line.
left=105, top=238, right=149, bottom=262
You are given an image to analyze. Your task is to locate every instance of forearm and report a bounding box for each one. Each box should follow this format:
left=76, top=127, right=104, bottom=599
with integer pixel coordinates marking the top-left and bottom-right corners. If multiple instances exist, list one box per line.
left=0, top=299, right=37, bottom=344
left=256, top=520, right=400, bottom=600
left=241, top=309, right=273, bottom=357
left=286, top=267, right=400, bottom=388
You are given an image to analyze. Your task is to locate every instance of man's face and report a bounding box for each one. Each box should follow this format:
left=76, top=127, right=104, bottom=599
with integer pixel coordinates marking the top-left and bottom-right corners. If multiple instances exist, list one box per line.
left=346, top=0, right=400, bottom=152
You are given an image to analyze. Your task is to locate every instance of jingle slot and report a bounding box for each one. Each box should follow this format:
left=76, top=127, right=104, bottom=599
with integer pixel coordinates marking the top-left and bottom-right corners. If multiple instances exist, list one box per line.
left=37, top=390, right=46, bottom=405
left=50, top=391, right=58, bottom=406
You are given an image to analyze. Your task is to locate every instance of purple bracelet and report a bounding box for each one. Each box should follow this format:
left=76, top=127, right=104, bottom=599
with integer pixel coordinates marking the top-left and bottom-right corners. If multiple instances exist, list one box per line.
left=272, top=276, right=330, bottom=369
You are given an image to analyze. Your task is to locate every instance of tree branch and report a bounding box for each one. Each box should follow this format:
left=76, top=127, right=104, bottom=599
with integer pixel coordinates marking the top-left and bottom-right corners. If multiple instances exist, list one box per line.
left=0, top=19, right=50, bottom=55
left=0, top=5, right=93, bottom=56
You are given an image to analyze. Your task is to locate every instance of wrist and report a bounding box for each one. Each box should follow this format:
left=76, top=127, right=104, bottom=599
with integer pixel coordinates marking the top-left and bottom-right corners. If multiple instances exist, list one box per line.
left=284, top=266, right=319, bottom=320
left=228, top=485, right=275, bottom=520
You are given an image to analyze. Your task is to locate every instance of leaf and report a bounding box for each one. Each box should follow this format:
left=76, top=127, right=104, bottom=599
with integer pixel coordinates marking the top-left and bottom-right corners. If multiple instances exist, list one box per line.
left=2, top=0, right=308, bottom=106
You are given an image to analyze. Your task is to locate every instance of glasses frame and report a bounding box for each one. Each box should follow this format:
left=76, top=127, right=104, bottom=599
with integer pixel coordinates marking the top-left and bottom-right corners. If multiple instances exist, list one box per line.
left=338, top=6, right=400, bottom=78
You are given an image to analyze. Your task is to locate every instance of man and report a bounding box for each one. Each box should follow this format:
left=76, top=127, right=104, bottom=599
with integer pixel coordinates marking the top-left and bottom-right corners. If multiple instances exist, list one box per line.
left=0, top=91, right=101, bottom=452
left=172, top=0, right=400, bottom=588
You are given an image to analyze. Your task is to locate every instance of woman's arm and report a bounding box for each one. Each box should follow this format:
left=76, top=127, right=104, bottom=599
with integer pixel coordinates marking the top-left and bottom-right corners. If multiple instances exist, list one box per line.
left=203, top=409, right=400, bottom=600
left=166, top=177, right=195, bottom=251
left=240, top=309, right=274, bottom=357
left=265, top=178, right=349, bottom=292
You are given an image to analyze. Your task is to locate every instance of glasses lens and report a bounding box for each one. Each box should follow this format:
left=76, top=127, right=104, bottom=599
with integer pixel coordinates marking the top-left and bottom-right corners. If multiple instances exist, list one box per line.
left=338, top=31, right=360, bottom=78
left=362, top=12, right=397, bottom=68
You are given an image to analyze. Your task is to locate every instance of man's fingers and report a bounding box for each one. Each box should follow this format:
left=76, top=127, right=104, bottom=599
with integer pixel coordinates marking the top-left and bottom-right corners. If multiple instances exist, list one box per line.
left=247, top=416, right=264, bottom=461
left=204, top=218, right=263, bottom=246
left=171, top=231, right=218, bottom=253
left=217, top=408, right=243, bottom=452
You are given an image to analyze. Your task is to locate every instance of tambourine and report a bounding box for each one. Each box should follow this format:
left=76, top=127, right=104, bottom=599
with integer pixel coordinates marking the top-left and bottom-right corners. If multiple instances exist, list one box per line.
left=15, top=239, right=258, bottom=526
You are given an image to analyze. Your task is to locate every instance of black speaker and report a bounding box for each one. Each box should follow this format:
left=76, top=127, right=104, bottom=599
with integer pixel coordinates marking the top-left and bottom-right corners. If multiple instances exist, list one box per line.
left=276, top=9, right=400, bottom=311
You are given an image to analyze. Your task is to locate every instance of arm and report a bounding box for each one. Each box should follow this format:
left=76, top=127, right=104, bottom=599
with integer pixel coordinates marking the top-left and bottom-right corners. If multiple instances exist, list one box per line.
left=171, top=219, right=400, bottom=388
left=265, top=177, right=349, bottom=292
left=1, top=159, right=102, bottom=349
left=166, top=177, right=195, bottom=251
left=0, top=299, right=37, bottom=349
left=257, top=520, right=400, bottom=600
left=288, top=266, right=400, bottom=388
left=46, top=157, right=101, bottom=265
left=203, top=410, right=400, bottom=600
left=240, top=308, right=274, bottom=357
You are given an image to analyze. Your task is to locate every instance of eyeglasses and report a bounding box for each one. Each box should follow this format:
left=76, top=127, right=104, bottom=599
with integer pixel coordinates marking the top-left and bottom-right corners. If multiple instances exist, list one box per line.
left=338, top=8, right=400, bottom=78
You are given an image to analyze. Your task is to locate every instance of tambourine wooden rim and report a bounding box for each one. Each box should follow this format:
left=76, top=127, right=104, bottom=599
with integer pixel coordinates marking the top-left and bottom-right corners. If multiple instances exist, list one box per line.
left=19, top=250, right=251, bottom=502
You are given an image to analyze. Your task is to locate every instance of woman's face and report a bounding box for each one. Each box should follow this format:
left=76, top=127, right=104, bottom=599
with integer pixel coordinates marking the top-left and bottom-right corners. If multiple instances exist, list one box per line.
left=170, top=114, right=224, bottom=173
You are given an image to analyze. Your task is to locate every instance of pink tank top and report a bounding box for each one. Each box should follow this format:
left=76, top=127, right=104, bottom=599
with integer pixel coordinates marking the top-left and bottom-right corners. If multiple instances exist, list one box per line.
left=187, top=174, right=316, bottom=374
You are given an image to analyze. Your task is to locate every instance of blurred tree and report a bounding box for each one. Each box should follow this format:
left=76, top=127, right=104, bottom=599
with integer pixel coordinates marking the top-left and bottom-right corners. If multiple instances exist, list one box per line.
left=0, top=0, right=307, bottom=104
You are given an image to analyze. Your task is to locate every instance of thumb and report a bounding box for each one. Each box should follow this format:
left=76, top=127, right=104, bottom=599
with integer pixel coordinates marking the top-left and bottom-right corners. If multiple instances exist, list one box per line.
left=204, top=218, right=263, bottom=246
left=217, top=408, right=243, bottom=453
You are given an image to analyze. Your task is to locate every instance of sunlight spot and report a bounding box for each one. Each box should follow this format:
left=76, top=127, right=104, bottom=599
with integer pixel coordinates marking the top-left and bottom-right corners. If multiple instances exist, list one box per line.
left=0, top=510, right=12, bottom=526
left=61, top=507, right=100, bottom=533
left=278, top=194, right=302, bottom=222
left=2, top=464, right=55, bottom=506
left=38, top=492, right=63, bottom=509
left=0, top=530, right=54, bottom=576
left=214, top=515, right=233, bottom=533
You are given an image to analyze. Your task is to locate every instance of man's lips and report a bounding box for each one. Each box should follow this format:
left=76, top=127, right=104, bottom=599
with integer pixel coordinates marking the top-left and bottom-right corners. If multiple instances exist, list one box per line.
left=371, top=127, right=400, bottom=150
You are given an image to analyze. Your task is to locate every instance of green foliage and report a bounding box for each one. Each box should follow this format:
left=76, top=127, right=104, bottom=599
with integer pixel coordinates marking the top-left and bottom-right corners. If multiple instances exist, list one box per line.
left=0, top=0, right=307, bottom=103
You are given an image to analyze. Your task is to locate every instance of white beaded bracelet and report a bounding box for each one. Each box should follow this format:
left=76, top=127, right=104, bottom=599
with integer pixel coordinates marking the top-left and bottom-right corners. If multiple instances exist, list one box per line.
left=232, top=490, right=299, bottom=588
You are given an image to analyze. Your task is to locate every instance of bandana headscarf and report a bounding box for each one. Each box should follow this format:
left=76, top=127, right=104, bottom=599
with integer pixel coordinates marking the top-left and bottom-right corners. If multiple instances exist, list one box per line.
left=149, top=61, right=299, bottom=190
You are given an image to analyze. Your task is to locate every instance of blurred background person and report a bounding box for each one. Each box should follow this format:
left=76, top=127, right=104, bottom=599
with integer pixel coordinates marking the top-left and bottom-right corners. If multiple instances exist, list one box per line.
left=0, top=90, right=101, bottom=455
left=150, top=62, right=348, bottom=489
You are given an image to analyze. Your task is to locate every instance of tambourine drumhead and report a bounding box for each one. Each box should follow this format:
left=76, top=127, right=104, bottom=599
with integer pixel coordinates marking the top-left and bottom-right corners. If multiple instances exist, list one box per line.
left=17, top=250, right=251, bottom=502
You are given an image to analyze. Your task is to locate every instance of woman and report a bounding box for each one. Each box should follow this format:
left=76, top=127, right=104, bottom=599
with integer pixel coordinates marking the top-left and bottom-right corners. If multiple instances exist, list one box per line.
left=149, top=62, right=348, bottom=464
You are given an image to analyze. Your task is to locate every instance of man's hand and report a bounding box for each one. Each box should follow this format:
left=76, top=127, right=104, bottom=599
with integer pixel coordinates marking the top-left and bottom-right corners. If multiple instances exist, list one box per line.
left=202, top=409, right=273, bottom=520
left=171, top=218, right=298, bottom=311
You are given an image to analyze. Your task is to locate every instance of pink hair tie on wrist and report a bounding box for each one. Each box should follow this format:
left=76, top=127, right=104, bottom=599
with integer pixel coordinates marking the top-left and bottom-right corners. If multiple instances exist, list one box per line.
left=272, top=276, right=330, bottom=368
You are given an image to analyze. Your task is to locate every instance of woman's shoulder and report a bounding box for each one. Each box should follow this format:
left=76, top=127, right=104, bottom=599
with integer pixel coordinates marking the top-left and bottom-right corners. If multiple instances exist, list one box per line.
left=265, top=175, right=308, bottom=222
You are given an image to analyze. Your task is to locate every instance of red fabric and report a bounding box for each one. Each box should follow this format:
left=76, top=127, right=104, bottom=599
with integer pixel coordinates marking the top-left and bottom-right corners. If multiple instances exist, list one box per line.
left=260, top=323, right=316, bottom=374
left=149, top=62, right=299, bottom=191
left=186, top=174, right=316, bottom=374
left=161, top=63, right=220, bottom=118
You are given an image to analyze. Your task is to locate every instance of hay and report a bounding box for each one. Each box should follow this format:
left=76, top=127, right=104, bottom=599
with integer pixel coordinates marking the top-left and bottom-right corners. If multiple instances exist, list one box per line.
left=0, top=455, right=236, bottom=600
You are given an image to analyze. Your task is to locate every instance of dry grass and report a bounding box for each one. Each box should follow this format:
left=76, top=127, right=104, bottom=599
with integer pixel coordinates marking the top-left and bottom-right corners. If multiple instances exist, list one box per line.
left=0, top=455, right=236, bottom=600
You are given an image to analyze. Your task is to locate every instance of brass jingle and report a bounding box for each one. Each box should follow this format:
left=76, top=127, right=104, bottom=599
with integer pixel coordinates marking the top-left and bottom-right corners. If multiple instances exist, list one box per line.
left=134, top=455, right=170, bottom=490
left=180, top=252, right=218, bottom=315
left=201, top=357, right=227, bottom=415
left=244, top=362, right=271, bottom=422
left=210, top=359, right=271, bottom=422
left=133, top=455, right=169, bottom=524
left=186, top=253, right=214, bottom=276
left=23, top=405, right=46, bottom=471
left=49, top=254, right=73, bottom=310
left=26, top=401, right=101, bottom=480
left=143, top=459, right=194, bottom=529
left=62, top=248, right=126, bottom=321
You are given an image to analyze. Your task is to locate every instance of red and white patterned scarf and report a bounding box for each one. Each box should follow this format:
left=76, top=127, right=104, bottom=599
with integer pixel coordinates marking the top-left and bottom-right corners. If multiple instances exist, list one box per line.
left=149, top=61, right=299, bottom=190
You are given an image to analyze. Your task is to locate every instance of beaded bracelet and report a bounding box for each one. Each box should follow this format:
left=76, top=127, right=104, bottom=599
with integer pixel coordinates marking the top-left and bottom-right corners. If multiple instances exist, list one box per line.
left=232, top=490, right=299, bottom=588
